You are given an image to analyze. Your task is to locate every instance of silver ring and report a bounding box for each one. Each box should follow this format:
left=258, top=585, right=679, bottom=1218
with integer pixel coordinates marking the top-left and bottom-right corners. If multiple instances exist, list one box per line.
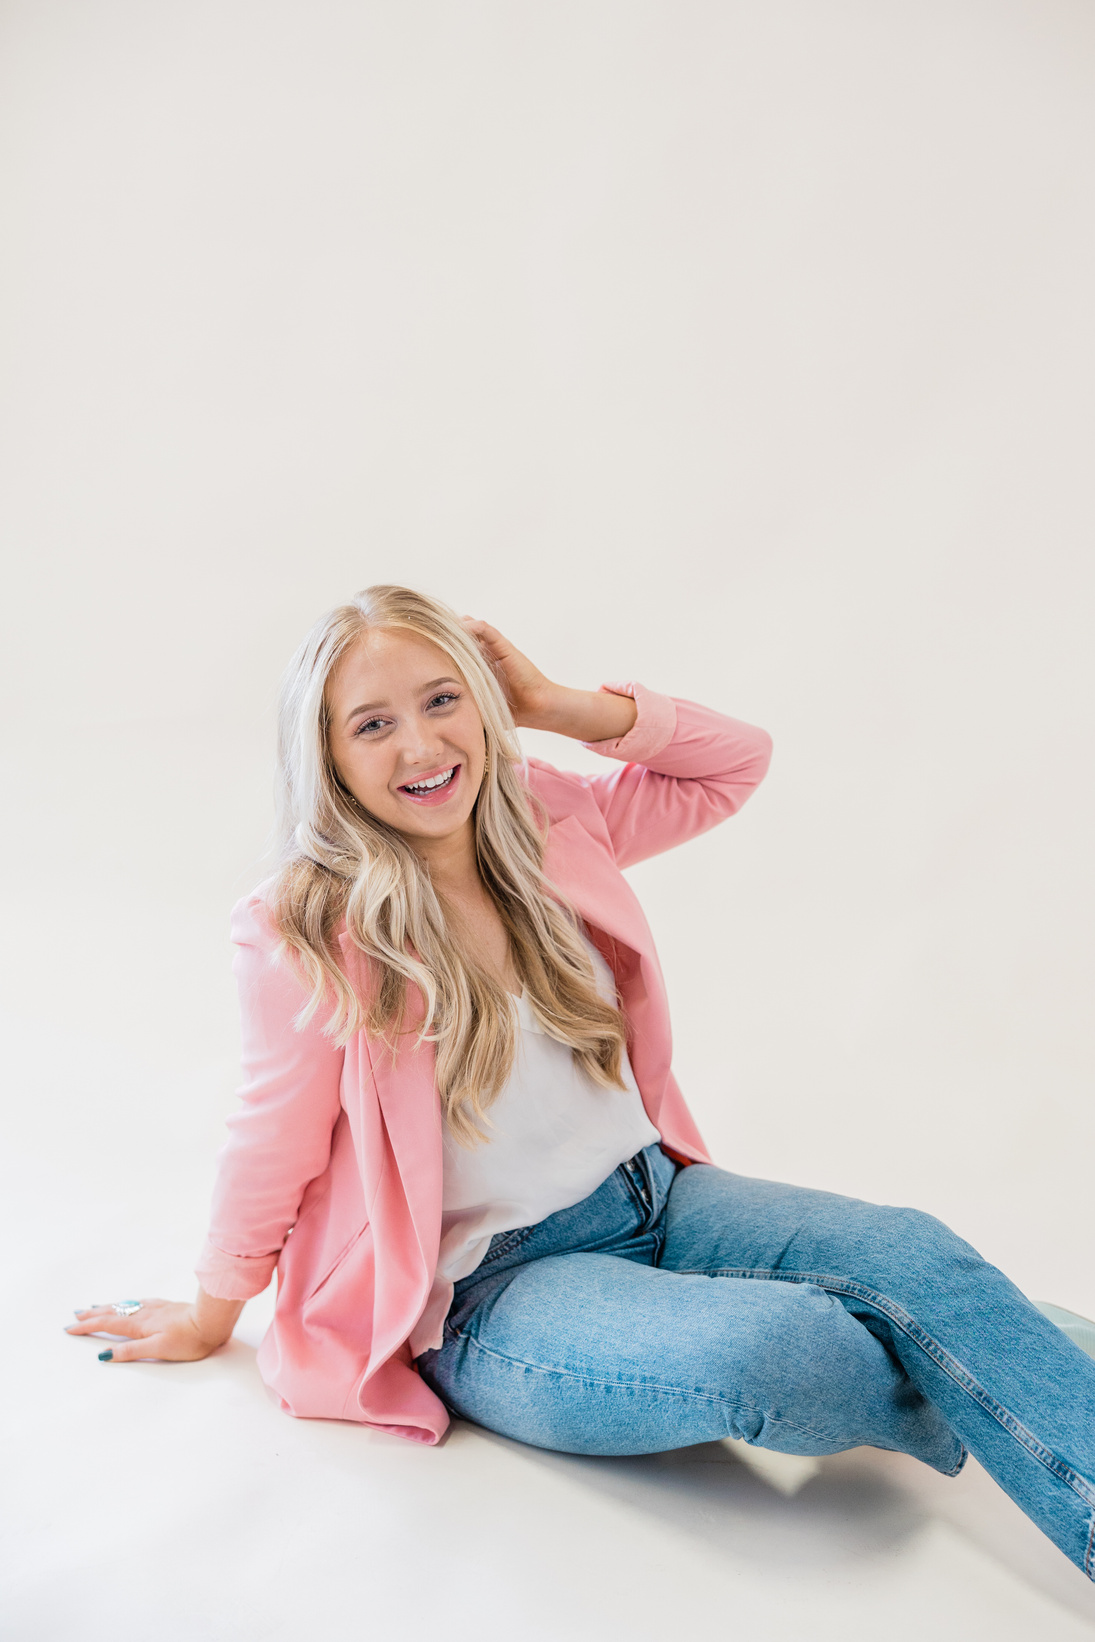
left=111, top=1300, right=143, bottom=1317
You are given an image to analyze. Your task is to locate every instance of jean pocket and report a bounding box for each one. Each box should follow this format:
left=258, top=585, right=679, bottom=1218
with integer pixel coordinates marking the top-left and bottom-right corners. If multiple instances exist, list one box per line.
left=478, top=1221, right=537, bottom=1267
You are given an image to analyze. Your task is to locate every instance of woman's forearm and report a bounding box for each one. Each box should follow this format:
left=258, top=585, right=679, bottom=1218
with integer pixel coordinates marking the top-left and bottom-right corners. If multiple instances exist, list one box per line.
left=526, top=684, right=638, bottom=743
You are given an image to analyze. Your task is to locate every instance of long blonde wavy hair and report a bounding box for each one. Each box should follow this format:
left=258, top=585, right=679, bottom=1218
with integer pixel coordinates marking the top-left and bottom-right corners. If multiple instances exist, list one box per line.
left=270, top=584, right=628, bottom=1146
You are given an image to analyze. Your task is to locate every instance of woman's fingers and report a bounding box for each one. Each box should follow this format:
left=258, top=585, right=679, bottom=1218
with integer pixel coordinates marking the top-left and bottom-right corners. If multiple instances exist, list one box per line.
left=462, top=617, right=519, bottom=666
left=66, top=1301, right=166, bottom=1339
left=96, top=1334, right=171, bottom=1364
left=460, top=617, right=554, bottom=726
left=461, top=616, right=498, bottom=641
left=73, top=1302, right=154, bottom=1318
left=66, top=1299, right=219, bottom=1362
left=67, top=1314, right=145, bottom=1338
left=462, top=617, right=512, bottom=679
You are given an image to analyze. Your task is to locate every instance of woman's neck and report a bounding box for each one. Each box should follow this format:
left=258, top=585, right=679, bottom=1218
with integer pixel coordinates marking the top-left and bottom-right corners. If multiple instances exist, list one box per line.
left=413, top=820, right=519, bottom=993
left=411, top=819, right=481, bottom=900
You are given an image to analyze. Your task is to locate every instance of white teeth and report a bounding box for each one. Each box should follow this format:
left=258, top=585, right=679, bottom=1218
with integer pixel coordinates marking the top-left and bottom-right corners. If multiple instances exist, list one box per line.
left=403, top=766, right=455, bottom=793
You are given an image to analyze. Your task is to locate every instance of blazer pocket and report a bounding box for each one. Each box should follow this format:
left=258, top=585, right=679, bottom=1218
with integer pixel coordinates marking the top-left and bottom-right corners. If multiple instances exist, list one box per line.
left=302, top=1220, right=371, bottom=1308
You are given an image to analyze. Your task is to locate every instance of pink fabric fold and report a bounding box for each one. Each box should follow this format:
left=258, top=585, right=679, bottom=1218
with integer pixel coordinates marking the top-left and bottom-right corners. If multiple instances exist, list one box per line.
left=581, top=680, right=677, bottom=764
left=195, top=1238, right=279, bottom=1301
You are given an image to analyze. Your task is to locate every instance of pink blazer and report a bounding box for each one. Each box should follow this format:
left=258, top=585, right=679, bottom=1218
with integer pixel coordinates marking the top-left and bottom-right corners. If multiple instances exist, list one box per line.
left=196, top=683, right=773, bottom=1442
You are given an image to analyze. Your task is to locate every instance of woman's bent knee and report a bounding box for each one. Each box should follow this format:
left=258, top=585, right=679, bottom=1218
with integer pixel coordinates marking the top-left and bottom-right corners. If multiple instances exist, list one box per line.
left=833, top=1200, right=980, bottom=1280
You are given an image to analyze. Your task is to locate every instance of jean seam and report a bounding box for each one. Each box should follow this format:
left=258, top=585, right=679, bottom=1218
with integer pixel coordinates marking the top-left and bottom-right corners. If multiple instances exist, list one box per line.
left=1085, top=1508, right=1095, bottom=1580
left=446, top=1328, right=865, bottom=1451
left=478, top=1223, right=539, bottom=1266
left=619, top=1158, right=652, bottom=1221
left=687, top=1266, right=1095, bottom=1508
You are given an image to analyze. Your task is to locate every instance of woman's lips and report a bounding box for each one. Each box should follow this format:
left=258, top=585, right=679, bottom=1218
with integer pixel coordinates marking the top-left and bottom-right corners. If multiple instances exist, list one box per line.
left=396, top=763, right=462, bottom=806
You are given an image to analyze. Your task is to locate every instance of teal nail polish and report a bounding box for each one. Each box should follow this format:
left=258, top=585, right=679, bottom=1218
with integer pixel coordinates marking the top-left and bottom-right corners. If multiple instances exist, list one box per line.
left=98, top=1349, right=113, bottom=1362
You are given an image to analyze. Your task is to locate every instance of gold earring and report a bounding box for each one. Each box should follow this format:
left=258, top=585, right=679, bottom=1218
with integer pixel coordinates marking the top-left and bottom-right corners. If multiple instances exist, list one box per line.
left=483, top=748, right=490, bottom=777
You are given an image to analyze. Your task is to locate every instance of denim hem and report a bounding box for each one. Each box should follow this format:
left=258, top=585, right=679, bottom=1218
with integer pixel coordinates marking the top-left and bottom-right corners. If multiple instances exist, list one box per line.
left=691, top=1266, right=1095, bottom=1508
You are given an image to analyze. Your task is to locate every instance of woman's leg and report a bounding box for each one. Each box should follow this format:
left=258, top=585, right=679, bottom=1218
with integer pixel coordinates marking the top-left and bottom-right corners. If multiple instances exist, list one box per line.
left=660, top=1164, right=1095, bottom=1578
left=417, top=1246, right=962, bottom=1469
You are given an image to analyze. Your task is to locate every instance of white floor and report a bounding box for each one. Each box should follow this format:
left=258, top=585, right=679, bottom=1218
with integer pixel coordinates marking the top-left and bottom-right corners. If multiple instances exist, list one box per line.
left=3, top=1023, right=1095, bottom=1642
left=9, top=1305, right=1095, bottom=1641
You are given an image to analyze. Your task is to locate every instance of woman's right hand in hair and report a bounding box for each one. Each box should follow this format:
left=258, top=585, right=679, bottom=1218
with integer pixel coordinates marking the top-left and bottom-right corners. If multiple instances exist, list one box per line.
left=66, top=1290, right=245, bottom=1362
left=463, top=618, right=638, bottom=744
left=462, top=618, right=557, bottom=728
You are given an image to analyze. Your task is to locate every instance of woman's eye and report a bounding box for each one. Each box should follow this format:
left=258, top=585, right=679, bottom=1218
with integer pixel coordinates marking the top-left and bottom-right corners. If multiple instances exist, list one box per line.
left=428, top=692, right=459, bottom=710
left=355, top=717, right=388, bottom=736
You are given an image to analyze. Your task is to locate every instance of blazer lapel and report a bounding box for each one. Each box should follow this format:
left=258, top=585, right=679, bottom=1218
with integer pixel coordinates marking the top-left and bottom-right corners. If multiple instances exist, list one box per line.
left=542, top=815, right=675, bottom=1125
left=542, top=814, right=654, bottom=956
left=338, top=934, right=442, bottom=1361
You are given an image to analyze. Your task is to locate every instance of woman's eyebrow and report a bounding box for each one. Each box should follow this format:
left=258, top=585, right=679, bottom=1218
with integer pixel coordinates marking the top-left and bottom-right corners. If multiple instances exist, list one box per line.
left=344, top=678, right=461, bottom=724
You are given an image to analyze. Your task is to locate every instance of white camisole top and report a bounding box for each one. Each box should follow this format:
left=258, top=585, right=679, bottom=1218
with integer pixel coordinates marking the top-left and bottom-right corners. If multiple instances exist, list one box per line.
left=409, top=934, right=660, bottom=1357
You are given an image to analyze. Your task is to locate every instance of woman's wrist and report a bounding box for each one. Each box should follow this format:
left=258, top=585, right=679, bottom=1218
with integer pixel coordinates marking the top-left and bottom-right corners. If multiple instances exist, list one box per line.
left=191, top=1287, right=245, bottom=1349
left=522, top=684, right=638, bottom=743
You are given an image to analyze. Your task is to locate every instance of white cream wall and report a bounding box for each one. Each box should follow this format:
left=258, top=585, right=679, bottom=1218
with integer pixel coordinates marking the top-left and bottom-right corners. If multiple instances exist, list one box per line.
left=2, top=0, right=1093, bottom=1329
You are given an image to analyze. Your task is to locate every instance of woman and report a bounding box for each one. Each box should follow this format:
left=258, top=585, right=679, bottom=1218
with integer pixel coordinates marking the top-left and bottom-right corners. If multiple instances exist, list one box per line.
left=68, top=584, right=1095, bottom=1579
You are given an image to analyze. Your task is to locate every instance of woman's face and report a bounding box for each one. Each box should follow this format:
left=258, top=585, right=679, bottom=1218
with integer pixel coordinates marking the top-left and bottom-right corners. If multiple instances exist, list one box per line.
left=326, top=627, right=487, bottom=848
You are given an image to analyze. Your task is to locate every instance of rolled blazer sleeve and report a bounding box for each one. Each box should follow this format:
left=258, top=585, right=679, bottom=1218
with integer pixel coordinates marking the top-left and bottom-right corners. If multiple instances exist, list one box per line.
left=195, top=894, right=345, bottom=1301
left=579, top=681, right=774, bottom=870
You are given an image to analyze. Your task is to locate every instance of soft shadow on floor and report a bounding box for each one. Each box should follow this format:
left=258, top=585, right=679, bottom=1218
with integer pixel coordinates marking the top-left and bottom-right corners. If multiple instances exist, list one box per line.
left=464, top=1427, right=1095, bottom=1629
left=471, top=1431, right=929, bottom=1566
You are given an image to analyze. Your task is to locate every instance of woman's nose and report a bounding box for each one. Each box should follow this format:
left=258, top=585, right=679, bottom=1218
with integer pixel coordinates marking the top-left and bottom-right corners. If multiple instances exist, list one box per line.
left=398, top=720, right=447, bottom=769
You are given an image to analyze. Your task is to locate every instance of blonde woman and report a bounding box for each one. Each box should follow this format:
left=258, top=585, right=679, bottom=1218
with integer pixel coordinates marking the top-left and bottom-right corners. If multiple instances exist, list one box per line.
left=68, top=585, right=1095, bottom=1579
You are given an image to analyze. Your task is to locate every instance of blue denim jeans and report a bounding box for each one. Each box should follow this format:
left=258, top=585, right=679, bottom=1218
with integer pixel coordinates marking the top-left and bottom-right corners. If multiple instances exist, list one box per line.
left=416, top=1143, right=1095, bottom=1577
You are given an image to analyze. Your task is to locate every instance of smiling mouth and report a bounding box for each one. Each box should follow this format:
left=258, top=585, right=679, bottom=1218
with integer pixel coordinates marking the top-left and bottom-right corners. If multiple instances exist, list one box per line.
left=399, top=765, right=458, bottom=795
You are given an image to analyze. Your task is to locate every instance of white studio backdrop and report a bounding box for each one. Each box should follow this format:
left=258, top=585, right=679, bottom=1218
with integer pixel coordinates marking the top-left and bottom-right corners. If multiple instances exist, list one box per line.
left=1, top=0, right=1093, bottom=1332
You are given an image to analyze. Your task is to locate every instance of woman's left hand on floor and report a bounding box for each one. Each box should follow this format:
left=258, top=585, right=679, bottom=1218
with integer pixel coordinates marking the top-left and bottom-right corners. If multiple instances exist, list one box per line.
left=65, top=1298, right=237, bottom=1362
